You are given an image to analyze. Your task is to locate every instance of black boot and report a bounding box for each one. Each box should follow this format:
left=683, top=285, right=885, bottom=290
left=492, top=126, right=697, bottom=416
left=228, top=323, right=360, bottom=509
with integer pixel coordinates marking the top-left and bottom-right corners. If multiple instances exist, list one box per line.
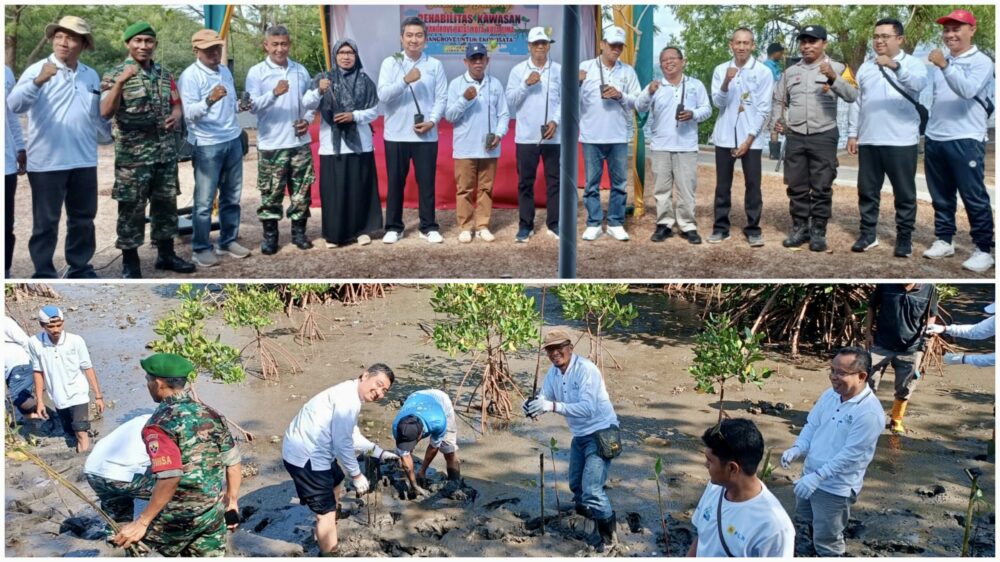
left=587, top=512, right=617, bottom=552
left=154, top=239, right=196, bottom=273
left=291, top=219, right=313, bottom=250
left=782, top=218, right=811, bottom=248
left=575, top=503, right=593, bottom=519
left=809, top=219, right=828, bottom=252
left=121, top=248, right=142, bottom=279
left=261, top=220, right=279, bottom=255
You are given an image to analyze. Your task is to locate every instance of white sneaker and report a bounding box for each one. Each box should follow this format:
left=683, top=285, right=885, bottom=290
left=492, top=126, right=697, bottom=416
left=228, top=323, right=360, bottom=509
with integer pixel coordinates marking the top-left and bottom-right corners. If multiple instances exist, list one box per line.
left=962, top=249, right=994, bottom=273
left=546, top=229, right=560, bottom=240
left=477, top=229, right=496, bottom=242
left=325, top=241, right=338, bottom=249
left=420, top=231, right=444, bottom=244
left=582, top=226, right=603, bottom=241
left=216, top=241, right=251, bottom=259
left=357, top=235, right=371, bottom=246
left=383, top=231, right=401, bottom=244
left=922, top=239, right=955, bottom=259
left=458, top=230, right=473, bottom=244
left=607, top=225, right=630, bottom=241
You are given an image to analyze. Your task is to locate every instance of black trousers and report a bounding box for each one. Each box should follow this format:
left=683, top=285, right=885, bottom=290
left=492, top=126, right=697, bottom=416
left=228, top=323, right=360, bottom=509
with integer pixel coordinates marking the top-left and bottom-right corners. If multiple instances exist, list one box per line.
left=712, top=147, right=763, bottom=236
left=5, top=173, right=16, bottom=274
left=384, top=140, right=439, bottom=234
left=27, top=167, right=98, bottom=278
left=784, top=128, right=839, bottom=221
left=857, top=144, right=918, bottom=238
left=515, top=143, right=560, bottom=231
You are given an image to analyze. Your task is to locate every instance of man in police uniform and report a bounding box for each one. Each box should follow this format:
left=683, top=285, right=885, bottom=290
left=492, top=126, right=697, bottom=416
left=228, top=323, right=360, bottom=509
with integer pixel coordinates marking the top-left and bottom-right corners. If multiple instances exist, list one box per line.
left=112, top=353, right=242, bottom=556
left=770, top=25, right=857, bottom=252
left=100, top=22, right=196, bottom=278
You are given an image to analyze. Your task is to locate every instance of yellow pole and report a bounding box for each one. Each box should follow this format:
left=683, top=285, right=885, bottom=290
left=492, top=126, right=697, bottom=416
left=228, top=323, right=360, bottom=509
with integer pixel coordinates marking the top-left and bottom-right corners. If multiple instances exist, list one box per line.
left=319, top=6, right=332, bottom=71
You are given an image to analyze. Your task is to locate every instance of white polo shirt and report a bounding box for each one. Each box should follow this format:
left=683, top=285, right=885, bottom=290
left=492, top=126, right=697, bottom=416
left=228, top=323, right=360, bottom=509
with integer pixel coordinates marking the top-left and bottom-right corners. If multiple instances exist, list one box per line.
left=635, top=76, right=712, bottom=152
left=692, top=482, right=795, bottom=557
left=27, top=330, right=93, bottom=409
left=710, top=57, right=774, bottom=150
left=8, top=55, right=104, bottom=172
left=506, top=58, right=562, bottom=145
left=539, top=354, right=619, bottom=437
left=794, top=386, right=885, bottom=498
left=5, top=66, right=25, bottom=175
left=376, top=52, right=448, bottom=143
left=3, top=315, right=31, bottom=376
left=926, top=46, right=994, bottom=142
left=578, top=57, right=641, bottom=144
left=847, top=52, right=929, bottom=146
left=245, top=57, right=314, bottom=151
left=84, top=414, right=152, bottom=482
left=445, top=72, right=510, bottom=159
left=177, top=60, right=242, bottom=147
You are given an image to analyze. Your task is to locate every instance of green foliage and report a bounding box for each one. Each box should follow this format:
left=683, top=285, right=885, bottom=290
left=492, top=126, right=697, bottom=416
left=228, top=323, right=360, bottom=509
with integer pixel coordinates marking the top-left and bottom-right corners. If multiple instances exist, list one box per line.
left=430, top=284, right=539, bottom=355
left=151, top=284, right=244, bottom=384
left=935, top=284, right=958, bottom=303
left=758, top=448, right=775, bottom=480
left=287, top=283, right=332, bottom=304
left=554, top=284, right=638, bottom=332
left=549, top=436, right=559, bottom=453
left=689, top=313, right=773, bottom=421
left=222, top=284, right=284, bottom=334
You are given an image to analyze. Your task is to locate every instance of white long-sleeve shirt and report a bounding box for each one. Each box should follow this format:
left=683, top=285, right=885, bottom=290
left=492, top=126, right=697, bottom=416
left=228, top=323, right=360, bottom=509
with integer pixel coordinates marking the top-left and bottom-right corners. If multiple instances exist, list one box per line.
left=8, top=55, right=105, bottom=172
left=946, top=315, right=995, bottom=367
left=302, top=86, right=379, bottom=155
left=927, top=46, right=994, bottom=142
left=506, top=58, right=562, bottom=145
left=710, top=58, right=774, bottom=150
left=578, top=57, right=640, bottom=144
left=847, top=53, right=928, bottom=146
left=794, top=386, right=885, bottom=498
left=282, top=379, right=379, bottom=477
left=3, top=315, right=31, bottom=376
left=84, top=414, right=152, bottom=482
left=538, top=354, right=619, bottom=437
left=377, top=52, right=447, bottom=143
left=445, top=72, right=510, bottom=159
left=177, top=60, right=242, bottom=147
left=245, top=57, right=313, bottom=151
left=5, top=66, right=25, bottom=175
left=635, top=76, right=711, bottom=152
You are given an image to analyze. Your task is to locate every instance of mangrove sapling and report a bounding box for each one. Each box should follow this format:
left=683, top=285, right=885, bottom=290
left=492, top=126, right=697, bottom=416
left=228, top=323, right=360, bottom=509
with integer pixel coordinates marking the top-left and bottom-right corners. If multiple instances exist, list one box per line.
left=539, top=452, right=545, bottom=535
left=286, top=283, right=341, bottom=344
left=651, top=457, right=669, bottom=553
left=961, top=468, right=992, bottom=557
left=552, top=284, right=637, bottom=373
left=758, top=448, right=775, bottom=480
left=548, top=437, right=562, bottom=512
left=223, top=285, right=301, bottom=381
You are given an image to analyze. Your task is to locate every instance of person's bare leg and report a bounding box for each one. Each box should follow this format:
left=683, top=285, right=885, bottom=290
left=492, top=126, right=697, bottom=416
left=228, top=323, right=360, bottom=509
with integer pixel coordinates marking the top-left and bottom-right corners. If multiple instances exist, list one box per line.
left=315, top=512, right=338, bottom=554
left=444, top=452, right=461, bottom=480
left=76, top=430, right=90, bottom=453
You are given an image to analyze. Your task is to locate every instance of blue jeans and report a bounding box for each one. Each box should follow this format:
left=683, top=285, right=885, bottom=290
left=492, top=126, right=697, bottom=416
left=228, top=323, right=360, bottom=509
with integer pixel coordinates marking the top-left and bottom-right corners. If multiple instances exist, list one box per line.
left=192, top=137, right=244, bottom=252
left=568, top=432, right=613, bottom=520
left=582, top=143, right=628, bottom=227
left=924, top=138, right=994, bottom=252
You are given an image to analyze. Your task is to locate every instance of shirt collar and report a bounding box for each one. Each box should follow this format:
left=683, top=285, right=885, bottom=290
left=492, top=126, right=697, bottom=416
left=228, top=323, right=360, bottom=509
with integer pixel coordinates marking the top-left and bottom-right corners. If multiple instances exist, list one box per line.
left=162, top=389, right=192, bottom=405
left=948, top=45, right=979, bottom=60
left=265, top=56, right=292, bottom=71
left=402, top=51, right=427, bottom=64
left=39, top=331, right=65, bottom=346
left=527, top=58, right=551, bottom=72
left=463, top=71, right=488, bottom=85
left=555, top=353, right=579, bottom=375
left=730, top=57, right=757, bottom=70
left=124, top=57, right=159, bottom=77
left=840, top=385, right=874, bottom=405
left=195, top=59, right=221, bottom=76
left=597, top=57, right=621, bottom=71
left=47, top=54, right=74, bottom=73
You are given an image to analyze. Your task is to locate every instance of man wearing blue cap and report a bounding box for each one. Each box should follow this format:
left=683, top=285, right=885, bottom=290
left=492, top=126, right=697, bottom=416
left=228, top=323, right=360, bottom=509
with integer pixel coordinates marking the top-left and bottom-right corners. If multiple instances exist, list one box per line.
left=446, top=43, right=509, bottom=243
left=392, top=389, right=460, bottom=498
left=27, top=305, right=104, bottom=452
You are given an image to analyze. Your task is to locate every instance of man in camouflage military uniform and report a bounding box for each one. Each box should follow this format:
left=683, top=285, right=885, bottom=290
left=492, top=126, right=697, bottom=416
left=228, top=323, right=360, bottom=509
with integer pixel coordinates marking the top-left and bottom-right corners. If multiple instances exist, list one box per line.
left=769, top=25, right=858, bottom=253
left=100, top=22, right=196, bottom=278
left=112, top=353, right=242, bottom=557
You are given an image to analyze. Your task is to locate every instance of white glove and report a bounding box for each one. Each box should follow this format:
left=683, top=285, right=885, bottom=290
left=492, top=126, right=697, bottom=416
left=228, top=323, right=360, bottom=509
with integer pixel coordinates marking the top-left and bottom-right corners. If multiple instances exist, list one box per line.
left=793, top=473, right=821, bottom=500
left=943, top=353, right=964, bottom=365
left=925, top=323, right=946, bottom=335
left=525, top=397, right=555, bottom=418
left=414, top=485, right=432, bottom=499
left=353, top=474, right=370, bottom=494
left=780, top=447, right=802, bottom=469
left=380, top=450, right=400, bottom=462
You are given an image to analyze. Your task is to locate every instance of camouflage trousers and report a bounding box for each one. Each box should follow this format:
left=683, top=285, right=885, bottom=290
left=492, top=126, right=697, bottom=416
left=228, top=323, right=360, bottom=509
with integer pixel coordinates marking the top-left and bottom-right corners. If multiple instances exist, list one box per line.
left=113, top=161, right=181, bottom=250
left=256, top=145, right=314, bottom=221
left=145, top=501, right=227, bottom=557
left=85, top=472, right=155, bottom=533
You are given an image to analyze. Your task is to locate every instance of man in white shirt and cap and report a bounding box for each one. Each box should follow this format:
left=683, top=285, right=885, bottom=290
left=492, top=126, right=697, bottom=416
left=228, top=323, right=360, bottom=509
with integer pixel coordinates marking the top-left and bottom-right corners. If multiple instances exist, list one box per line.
left=578, top=25, right=640, bottom=243
left=921, top=9, right=995, bottom=273
left=8, top=16, right=107, bottom=279
left=506, top=26, right=562, bottom=243
left=846, top=18, right=928, bottom=258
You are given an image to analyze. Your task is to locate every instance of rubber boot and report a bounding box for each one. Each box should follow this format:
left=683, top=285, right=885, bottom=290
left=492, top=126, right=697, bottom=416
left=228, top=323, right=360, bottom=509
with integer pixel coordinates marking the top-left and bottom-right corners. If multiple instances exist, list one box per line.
left=783, top=219, right=811, bottom=248
left=261, top=220, right=280, bottom=255
left=809, top=218, right=828, bottom=252
left=154, top=239, right=196, bottom=273
left=121, top=248, right=142, bottom=279
left=291, top=219, right=314, bottom=250
left=574, top=503, right=593, bottom=519
left=889, top=398, right=907, bottom=434
left=587, top=512, right=617, bottom=552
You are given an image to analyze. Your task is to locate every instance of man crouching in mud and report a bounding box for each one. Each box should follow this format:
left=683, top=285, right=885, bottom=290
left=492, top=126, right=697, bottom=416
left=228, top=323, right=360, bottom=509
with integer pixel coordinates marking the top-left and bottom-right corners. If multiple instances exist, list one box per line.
left=523, top=329, right=622, bottom=552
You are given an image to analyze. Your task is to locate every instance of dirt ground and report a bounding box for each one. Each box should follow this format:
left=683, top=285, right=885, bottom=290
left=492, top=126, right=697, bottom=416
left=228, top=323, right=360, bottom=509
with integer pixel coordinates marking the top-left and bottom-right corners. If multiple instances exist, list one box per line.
left=6, top=137, right=994, bottom=280
left=4, top=284, right=996, bottom=557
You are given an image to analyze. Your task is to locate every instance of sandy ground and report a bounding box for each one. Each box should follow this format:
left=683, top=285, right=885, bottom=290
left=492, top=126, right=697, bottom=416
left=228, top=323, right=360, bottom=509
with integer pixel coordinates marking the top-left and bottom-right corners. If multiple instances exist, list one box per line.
left=5, top=135, right=994, bottom=280
left=3, top=284, right=996, bottom=557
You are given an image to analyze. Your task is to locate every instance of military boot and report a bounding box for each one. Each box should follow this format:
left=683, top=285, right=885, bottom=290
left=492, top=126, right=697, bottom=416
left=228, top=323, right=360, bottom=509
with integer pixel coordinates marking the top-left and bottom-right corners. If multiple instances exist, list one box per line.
left=121, top=248, right=142, bottom=279
left=154, top=239, right=196, bottom=273
left=586, top=512, right=618, bottom=552
left=809, top=218, right=828, bottom=252
left=261, top=220, right=280, bottom=255
left=782, top=218, right=811, bottom=248
left=291, top=219, right=314, bottom=250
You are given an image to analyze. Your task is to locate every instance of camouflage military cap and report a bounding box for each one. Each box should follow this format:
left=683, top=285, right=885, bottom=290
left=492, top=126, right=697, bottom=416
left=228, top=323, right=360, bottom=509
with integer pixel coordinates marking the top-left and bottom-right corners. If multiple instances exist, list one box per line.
left=141, top=353, right=194, bottom=378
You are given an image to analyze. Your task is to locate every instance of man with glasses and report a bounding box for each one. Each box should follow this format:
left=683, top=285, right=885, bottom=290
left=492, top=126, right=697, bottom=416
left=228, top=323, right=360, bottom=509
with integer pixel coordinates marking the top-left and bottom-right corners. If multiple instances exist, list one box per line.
left=523, top=329, right=621, bottom=552
left=780, top=347, right=884, bottom=556
left=846, top=19, right=928, bottom=258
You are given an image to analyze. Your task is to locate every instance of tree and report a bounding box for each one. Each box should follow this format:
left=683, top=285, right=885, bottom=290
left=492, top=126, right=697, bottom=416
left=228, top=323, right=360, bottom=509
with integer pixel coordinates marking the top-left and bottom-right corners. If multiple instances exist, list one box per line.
left=430, top=284, right=539, bottom=433
left=222, top=284, right=300, bottom=381
left=689, top=313, right=773, bottom=423
left=552, top=284, right=637, bottom=373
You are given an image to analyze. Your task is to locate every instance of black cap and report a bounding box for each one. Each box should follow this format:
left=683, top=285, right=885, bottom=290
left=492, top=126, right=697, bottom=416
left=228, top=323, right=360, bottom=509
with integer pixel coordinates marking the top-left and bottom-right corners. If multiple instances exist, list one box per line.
left=394, top=415, right=423, bottom=452
left=766, top=43, right=784, bottom=56
left=797, top=25, right=827, bottom=41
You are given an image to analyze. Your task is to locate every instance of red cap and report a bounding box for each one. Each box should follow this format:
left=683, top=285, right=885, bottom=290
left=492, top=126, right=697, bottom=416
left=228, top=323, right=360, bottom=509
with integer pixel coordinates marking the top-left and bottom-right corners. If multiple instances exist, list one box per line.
left=936, top=9, right=976, bottom=27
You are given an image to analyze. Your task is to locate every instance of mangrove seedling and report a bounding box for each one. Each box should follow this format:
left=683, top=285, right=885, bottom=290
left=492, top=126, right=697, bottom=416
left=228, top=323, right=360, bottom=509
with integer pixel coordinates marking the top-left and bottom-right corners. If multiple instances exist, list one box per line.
left=548, top=437, right=562, bottom=511
left=651, top=457, right=669, bottom=553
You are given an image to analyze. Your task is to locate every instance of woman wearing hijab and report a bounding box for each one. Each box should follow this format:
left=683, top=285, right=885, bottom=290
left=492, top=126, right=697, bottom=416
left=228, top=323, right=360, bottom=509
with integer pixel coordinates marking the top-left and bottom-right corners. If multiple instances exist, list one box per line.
left=304, top=39, right=382, bottom=247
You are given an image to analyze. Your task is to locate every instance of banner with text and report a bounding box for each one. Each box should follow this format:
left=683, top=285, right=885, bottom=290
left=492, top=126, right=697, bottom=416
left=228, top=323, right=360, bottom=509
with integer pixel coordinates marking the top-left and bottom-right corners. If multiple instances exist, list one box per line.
left=400, top=5, right=541, bottom=56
